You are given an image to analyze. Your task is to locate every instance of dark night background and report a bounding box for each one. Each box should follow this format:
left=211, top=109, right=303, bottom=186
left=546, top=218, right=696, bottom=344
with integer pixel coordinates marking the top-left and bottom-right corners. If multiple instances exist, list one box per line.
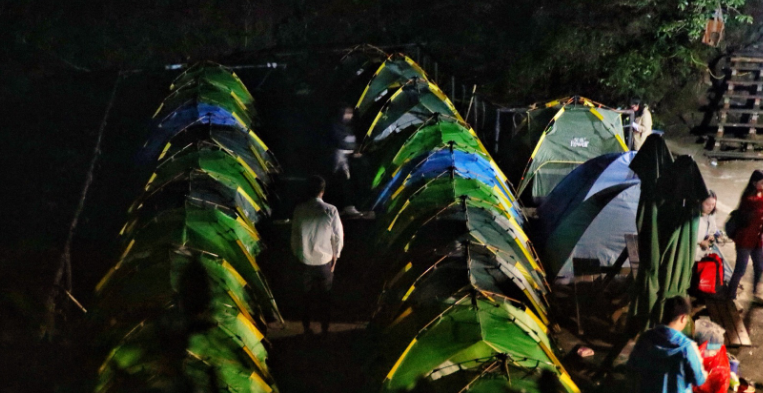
left=2, top=1, right=763, bottom=392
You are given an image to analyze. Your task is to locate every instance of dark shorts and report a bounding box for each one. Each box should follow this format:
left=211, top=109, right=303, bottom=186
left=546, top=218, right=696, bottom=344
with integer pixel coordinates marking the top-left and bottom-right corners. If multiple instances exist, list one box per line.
left=303, top=263, right=333, bottom=293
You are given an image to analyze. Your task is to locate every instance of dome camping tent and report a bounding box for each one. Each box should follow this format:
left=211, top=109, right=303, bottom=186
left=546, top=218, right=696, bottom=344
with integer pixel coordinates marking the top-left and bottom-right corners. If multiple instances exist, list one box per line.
left=534, top=151, right=640, bottom=281
left=512, top=97, right=629, bottom=204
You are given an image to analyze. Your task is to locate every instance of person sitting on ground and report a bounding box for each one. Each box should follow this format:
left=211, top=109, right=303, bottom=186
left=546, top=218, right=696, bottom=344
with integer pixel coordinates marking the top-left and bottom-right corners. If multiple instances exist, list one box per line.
left=291, top=175, right=344, bottom=338
left=627, top=295, right=707, bottom=393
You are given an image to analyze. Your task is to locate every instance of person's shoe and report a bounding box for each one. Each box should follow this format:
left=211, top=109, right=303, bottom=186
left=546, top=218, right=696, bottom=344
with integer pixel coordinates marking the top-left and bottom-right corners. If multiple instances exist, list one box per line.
left=341, top=205, right=363, bottom=217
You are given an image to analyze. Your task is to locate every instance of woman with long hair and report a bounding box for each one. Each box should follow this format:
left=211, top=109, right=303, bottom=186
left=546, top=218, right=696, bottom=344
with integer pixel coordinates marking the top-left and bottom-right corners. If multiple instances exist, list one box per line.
left=727, top=170, right=763, bottom=302
left=696, top=190, right=718, bottom=261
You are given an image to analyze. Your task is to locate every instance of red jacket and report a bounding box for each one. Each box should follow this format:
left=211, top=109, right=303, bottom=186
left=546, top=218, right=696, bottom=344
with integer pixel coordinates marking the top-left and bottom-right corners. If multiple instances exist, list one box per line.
left=734, top=194, right=763, bottom=249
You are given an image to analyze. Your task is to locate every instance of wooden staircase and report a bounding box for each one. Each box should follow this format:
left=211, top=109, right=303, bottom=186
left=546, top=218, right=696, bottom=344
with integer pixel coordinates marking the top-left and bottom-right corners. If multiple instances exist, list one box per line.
left=707, top=52, right=763, bottom=159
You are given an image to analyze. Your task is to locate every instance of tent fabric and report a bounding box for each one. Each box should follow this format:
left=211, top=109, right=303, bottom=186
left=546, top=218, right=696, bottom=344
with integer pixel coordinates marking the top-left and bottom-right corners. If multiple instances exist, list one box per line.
left=356, top=53, right=429, bottom=117
left=497, top=100, right=566, bottom=186
left=94, top=63, right=282, bottom=393
left=372, top=149, right=522, bottom=223
left=363, top=79, right=463, bottom=147
left=536, top=152, right=640, bottom=279
left=389, top=202, right=545, bottom=288
left=381, top=295, right=578, bottom=393
left=141, top=72, right=279, bottom=176
left=541, top=183, right=639, bottom=279
left=171, top=61, right=256, bottom=110
left=333, top=46, right=388, bottom=108
left=345, top=50, right=578, bottom=393
left=516, top=99, right=628, bottom=202
left=370, top=115, right=491, bottom=189
left=156, top=124, right=278, bottom=186
left=378, top=237, right=549, bottom=326
left=627, top=135, right=709, bottom=334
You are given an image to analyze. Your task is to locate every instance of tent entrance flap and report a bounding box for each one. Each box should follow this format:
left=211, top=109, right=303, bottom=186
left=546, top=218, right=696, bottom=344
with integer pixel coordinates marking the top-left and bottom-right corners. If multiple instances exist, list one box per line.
left=531, top=162, right=583, bottom=201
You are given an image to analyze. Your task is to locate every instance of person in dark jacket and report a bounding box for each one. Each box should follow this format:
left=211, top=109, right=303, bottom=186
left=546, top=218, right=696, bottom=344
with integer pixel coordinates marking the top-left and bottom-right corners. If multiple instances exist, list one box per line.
left=627, top=296, right=707, bottom=393
left=727, top=169, right=763, bottom=302
left=328, top=104, right=362, bottom=216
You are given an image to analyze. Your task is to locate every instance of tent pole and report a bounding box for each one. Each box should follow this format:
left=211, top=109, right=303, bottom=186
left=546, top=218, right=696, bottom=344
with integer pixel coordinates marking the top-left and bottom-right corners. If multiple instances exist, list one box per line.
left=494, top=111, right=502, bottom=154
left=599, top=248, right=630, bottom=291
left=465, top=85, right=477, bottom=120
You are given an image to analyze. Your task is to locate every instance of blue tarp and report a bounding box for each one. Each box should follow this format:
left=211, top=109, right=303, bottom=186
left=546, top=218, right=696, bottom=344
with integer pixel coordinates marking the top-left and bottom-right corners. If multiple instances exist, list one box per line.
left=537, top=151, right=640, bottom=279
left=373, top=148, right=523, bottom=223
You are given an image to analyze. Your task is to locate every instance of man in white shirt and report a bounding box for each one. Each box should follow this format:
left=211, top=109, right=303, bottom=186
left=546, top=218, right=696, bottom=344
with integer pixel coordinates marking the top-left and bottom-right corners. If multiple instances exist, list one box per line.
left=291, top=175, right=344, bottom=338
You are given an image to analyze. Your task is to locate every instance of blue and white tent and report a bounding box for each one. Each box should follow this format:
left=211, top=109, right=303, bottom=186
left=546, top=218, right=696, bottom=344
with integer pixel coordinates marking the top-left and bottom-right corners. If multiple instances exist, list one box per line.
left=535, top=151, right=640, bottom=280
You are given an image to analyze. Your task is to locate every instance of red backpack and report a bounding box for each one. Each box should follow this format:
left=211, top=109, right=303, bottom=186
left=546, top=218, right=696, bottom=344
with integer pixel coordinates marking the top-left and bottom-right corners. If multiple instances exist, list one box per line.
left=692, top=253, right=725, bottom=298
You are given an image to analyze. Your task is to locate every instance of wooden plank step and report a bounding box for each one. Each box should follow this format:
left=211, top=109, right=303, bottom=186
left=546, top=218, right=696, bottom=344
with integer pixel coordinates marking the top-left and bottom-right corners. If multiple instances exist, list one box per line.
left=713, top=137, right=763, bottom=143
left=723, top=93, right=763, bottom=100
left=705, top=299, right=745, bottom=347
left=718, top=122, right=763, bottom=128
left=728, top=80, right=763, bottom=86
left=723, top=299, right=752, bottom=346
left=732, top=63, right=763, bottom=68
left=731, top=56, right=763, bottom=63
left=720, top=109, right=763, bottom=115
left=731, top=68, right=763, bottom=74
left=705, top=151, right=763, bottom=159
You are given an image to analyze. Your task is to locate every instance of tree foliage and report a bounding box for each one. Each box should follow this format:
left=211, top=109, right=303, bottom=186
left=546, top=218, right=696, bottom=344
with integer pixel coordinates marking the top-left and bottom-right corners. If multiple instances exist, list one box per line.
left=1, top=0, right=758, bottom=107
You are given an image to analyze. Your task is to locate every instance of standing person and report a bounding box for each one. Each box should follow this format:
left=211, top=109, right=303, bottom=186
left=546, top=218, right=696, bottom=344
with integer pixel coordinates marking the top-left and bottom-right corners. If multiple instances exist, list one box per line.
left=696, top=190, right=718, bottom=261
left=329, top=103, right=363, bottom=217
left=627, top=296, right=707, bottom=393
left=291, top=175, right=344, bottom=338
left=727, top=170, right=763, bottom=303
left=630, top=98, right=653, bottom=150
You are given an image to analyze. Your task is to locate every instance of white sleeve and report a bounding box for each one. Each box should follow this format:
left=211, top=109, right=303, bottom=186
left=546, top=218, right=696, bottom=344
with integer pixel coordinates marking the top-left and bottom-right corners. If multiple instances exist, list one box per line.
left=331, top=209, right=344, bottom=259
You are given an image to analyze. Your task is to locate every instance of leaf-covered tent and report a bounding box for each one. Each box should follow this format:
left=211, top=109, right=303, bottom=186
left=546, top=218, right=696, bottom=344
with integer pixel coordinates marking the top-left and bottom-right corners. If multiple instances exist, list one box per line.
left=155, top=123, right=279, bottom=186
left=171, top=61, right=257, bottom=112
left=334, top=44, right=389, bottom=104
left=99, top=206, right=279, bottom=322
left=159, top=78, right=255, bottom=130
left=363, top=78, right=463, bottom=148
left=369, top=115, right=491, bottom=188
left=94, top=63, right=282, bottom=393
left=516, top=97, right=628, bottom=203
left=378, top=240, right=549, bottom=327
left=345, top=50, right=578, bottom=393
left=141, top=65, right=279, bottom=176
left=382, top=176, right=519, bottom=246
left=381, top=295, right=578, bottom=393
left=140, top=148, right=271, bottom=216
left=390, top=201, right=544, bottom=282
left=535, top=151, right=639, bottom=279
left=627, top=134, right=708, bottom=333
left=356, top=53, right=429, bottom=117
left=372, top=149, right=522, bottom=222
